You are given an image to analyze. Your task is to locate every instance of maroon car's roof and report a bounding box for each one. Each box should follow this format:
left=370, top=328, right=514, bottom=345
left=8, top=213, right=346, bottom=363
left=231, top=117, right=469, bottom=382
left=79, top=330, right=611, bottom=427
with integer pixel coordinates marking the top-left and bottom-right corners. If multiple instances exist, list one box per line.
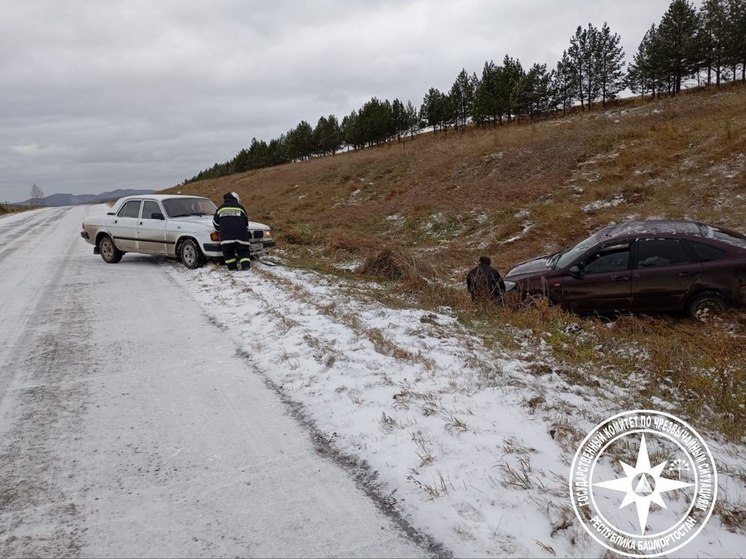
left=595, top=220, right=746, bottom=251
left=603, top=220, right=704, bottom=238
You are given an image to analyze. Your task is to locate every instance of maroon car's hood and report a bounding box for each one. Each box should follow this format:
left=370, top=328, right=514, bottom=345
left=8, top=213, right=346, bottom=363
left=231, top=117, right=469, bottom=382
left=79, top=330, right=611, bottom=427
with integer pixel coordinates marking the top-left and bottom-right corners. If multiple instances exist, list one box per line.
left=505, top=254, right=555, bottom=280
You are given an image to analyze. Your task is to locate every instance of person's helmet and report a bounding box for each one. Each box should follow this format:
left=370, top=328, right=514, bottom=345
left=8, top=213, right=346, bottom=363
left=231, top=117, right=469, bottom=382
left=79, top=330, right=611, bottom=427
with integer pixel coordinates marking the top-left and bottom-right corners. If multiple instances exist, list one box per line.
left=231, top=191, right=241, bottom=203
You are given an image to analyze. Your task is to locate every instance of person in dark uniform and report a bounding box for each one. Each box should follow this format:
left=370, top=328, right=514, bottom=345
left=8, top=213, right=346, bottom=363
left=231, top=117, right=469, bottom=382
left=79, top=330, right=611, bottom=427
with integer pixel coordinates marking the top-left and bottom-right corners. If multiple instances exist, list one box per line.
left=466, top=256, right=505, bottom=303
left=213, top=192, right=251, bottom=271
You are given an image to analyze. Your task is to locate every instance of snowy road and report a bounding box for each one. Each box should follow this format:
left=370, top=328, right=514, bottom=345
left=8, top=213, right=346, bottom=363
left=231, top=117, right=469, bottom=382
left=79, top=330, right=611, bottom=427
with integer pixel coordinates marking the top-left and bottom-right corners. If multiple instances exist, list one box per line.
left=0, top=206, right=425, bottom=557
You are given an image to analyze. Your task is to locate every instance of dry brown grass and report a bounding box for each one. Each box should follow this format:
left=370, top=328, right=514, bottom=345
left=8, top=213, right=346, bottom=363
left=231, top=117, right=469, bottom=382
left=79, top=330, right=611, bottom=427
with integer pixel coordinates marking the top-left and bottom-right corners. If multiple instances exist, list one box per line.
left=469, top=301, right=746, bottom=441
left=169, top=84, right=744, bottom=280
left=166, top=83, right=746, bottom=440
left=0, top=204, right=31, bottom=216
left=358, top=246, right=420, bottom=280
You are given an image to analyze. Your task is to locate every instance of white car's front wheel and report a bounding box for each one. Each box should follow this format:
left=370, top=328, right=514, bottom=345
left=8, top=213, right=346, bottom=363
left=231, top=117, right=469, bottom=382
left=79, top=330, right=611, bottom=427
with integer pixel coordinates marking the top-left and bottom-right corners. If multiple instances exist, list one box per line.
left=179, top=238, right=203, bottom=269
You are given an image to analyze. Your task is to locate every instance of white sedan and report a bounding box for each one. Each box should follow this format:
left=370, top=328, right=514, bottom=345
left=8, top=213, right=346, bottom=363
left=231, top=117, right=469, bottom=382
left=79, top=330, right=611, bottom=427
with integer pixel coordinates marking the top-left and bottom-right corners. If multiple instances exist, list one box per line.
left=80, top=194, right=274, bottom=268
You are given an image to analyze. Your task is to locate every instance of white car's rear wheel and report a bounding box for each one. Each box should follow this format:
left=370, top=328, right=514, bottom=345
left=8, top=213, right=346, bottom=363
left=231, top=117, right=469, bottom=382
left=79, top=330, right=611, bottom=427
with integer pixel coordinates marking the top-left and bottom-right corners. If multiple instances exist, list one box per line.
left=98, top=235, right=123, bottom=264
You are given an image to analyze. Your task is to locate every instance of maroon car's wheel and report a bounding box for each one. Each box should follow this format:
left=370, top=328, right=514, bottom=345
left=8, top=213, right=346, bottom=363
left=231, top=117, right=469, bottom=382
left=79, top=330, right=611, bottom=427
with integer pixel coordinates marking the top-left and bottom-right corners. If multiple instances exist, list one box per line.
left=98, top=235, right=123, bottom=264
left=688, top=291, right=727, bottom=320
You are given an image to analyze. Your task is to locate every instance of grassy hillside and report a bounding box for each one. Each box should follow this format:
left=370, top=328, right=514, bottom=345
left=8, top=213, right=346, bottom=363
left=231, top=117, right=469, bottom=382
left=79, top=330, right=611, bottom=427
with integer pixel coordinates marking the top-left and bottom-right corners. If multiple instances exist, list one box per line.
left=167, top=84, right=746, bottom=440
left=171, top=84, right=744, bottom=282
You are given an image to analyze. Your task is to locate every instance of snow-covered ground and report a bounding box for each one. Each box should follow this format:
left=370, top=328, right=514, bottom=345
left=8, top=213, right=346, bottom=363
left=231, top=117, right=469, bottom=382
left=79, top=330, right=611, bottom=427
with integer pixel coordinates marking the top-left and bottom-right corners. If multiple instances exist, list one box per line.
left=173, top=260, right=746, bottom=558
left=2, top=206, right=745, bottom=557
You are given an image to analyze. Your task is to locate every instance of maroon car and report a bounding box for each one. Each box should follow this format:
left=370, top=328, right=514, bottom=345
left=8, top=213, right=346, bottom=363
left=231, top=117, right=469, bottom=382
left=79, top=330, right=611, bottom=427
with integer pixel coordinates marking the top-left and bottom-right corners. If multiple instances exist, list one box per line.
left=503, top=220, right=746, bottom=318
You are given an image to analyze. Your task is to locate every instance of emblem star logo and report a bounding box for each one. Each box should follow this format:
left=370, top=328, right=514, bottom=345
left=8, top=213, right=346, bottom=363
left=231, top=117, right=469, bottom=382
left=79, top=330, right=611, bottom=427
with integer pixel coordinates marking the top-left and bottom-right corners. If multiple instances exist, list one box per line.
left=594, top=434, right=693, bottom=535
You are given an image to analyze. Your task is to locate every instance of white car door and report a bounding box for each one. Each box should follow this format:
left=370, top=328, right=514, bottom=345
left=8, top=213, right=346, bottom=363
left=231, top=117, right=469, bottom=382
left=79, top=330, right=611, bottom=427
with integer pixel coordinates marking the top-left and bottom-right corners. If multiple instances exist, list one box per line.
left=136, top=200, right=168, bottom=255
left=110, top=200, right=141, bottom=252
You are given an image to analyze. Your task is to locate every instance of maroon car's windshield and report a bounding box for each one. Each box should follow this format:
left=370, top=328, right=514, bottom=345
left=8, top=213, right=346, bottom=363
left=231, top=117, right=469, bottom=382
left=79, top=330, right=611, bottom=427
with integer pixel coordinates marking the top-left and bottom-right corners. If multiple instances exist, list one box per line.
left=554, top=231, right=604, bottom=269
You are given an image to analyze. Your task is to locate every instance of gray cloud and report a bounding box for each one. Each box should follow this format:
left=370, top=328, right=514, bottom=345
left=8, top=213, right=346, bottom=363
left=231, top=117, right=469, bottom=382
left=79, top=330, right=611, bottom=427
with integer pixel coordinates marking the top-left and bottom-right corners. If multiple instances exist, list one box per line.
left=1, top=0, right=682, bottom=202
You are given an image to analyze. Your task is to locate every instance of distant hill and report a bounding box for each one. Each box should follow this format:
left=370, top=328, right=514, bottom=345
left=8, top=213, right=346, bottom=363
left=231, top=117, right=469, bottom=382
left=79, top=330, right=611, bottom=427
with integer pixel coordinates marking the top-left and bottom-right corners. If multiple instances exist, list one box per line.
left=16, top=188, right=157, bottom=207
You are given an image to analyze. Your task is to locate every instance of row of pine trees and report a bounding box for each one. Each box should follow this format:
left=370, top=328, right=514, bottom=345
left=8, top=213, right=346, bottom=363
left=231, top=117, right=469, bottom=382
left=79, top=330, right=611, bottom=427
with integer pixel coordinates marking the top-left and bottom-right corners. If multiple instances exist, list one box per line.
left=186, top=0, right=746, bottom=183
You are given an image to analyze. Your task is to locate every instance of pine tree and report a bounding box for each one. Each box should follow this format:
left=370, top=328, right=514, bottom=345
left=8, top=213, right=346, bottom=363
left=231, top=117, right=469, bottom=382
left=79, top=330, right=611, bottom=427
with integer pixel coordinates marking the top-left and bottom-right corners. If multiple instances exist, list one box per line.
left=568, top=25, right=595, bottom=109
left=405, top=101, right=420, bottom=138
left=501, top=55, right=524, bottom=122
left=727, top=0, right=746, bottom=80
left=699, top=0, right=729, bottom=85
left=628, top=25, right=666, bottom=97
left=287, top=120, right=314, bottom=161
left=313, top=115, right=342, bottom=155
left=357, top=97, right=394, bottom=145
left=268, top=136, right=288, bottom=165
left=473, top=60, right=502, bottom=125
left=421, top=88, right=445, bottom=133
left=342, top=111, right=364, bottom=149
left=552, top=51, right=576, bottom=113
left=450, top=68, right=476, bottom=130
left=391, top=99, right=406, bottom=140
left=514, top=63, right=552, bottom=120
left=596, top=22, right=626, bottom=106
left=656, top=0, right=700, bottom=94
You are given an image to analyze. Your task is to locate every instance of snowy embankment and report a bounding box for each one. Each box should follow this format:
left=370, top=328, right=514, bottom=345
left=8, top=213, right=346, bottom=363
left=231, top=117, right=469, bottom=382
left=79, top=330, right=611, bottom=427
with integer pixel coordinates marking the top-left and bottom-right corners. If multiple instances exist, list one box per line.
left=170, top=262, right=746, bottom=558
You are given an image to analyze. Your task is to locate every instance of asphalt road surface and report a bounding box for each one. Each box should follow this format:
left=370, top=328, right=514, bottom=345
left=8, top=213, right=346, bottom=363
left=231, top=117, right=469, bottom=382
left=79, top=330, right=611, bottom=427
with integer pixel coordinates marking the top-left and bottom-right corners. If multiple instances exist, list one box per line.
left=0, top=206, right=425, bottom=557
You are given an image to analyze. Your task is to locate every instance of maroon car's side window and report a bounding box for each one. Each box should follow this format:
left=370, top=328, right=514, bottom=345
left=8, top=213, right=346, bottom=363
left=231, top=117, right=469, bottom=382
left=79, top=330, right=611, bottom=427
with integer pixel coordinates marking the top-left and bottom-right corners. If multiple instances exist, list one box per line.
left=583, top=243, right=630, bottom=274
left=636, top=239, right=693, bottom=268
left=687, top=241, right=726, bottom=262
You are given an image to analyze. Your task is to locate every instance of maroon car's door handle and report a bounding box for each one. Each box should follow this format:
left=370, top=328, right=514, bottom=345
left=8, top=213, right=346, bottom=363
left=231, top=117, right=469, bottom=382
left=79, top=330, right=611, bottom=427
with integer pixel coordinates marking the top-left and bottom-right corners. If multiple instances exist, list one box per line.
left=611, top=275, right=629, bottom=282
left=678, top=271, right=696, bottom=277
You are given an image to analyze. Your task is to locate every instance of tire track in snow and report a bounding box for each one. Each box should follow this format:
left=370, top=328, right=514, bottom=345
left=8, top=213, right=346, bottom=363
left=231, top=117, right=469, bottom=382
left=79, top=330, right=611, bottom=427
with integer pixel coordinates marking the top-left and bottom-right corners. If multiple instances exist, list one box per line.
left=0, top=206, right=96, bottom=558
left=167, top=263, right=452, bottom=558
left=0, top=207, right=72, bottom=265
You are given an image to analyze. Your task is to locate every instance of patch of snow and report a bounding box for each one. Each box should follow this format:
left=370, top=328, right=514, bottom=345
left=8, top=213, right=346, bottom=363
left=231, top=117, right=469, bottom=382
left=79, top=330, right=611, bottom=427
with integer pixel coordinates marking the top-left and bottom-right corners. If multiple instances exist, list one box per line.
left=482, top=152, right=504, bottom=163
left=175, top=265, right=594, bottom=557
left=582, top=194, right=625, bottom=213
left=501, top=222, right=533, bottom=245
left=473, top=211, right=489, bottom=225
left=169, top=264, right=746, bottom=558
left=707, top=153, right=745, bottom=180
left=335, top=259, right=363, bottom=271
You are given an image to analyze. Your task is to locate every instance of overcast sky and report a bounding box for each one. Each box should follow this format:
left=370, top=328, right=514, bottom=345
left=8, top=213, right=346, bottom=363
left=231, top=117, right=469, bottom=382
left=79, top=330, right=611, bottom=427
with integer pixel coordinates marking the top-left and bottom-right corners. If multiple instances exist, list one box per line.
left=1, top=0, right=694, bottom=202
